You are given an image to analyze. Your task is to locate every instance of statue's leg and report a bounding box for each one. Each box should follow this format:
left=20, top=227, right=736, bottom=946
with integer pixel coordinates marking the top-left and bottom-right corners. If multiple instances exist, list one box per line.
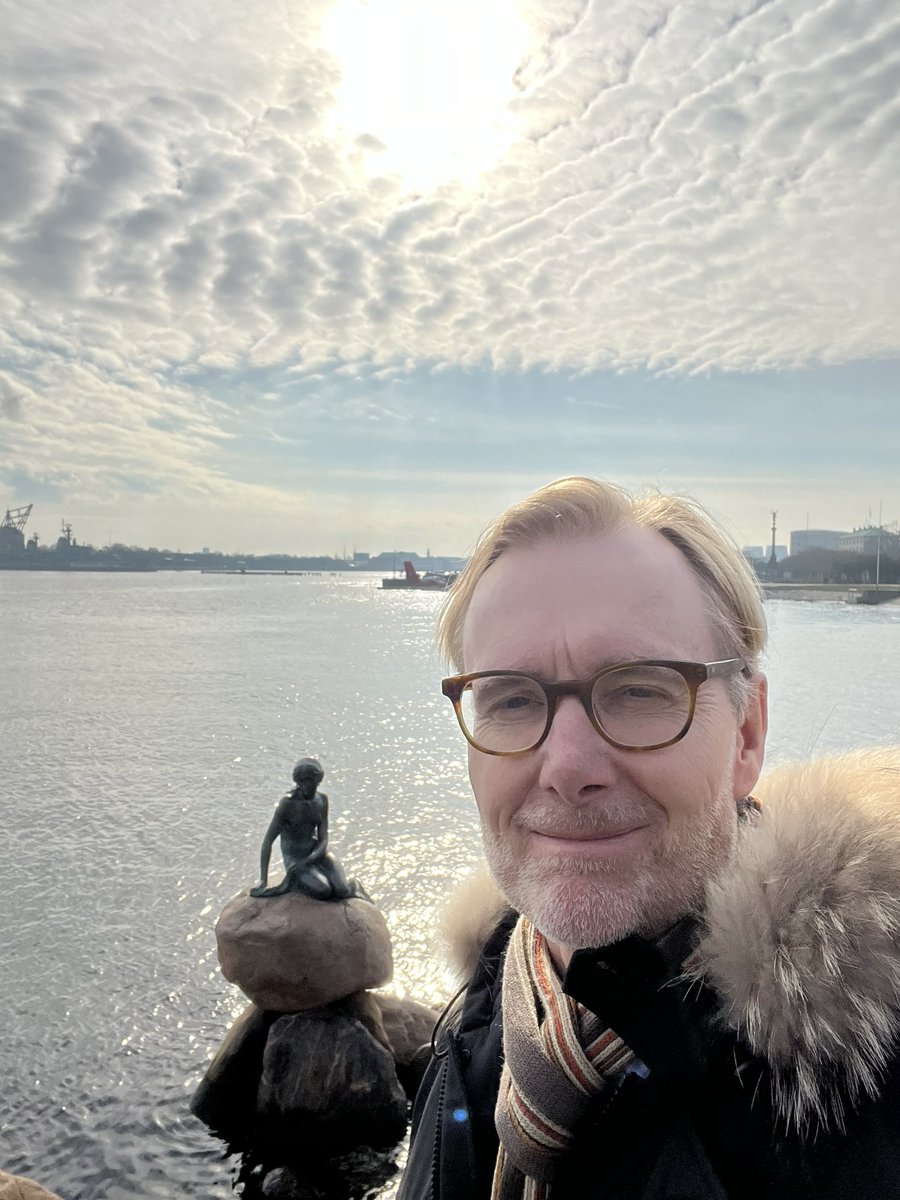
left=317, top=854, right=373, bottom=902
left=318, top=855, right=354, bottom=900
left=296, top=866, right=333, bottom=900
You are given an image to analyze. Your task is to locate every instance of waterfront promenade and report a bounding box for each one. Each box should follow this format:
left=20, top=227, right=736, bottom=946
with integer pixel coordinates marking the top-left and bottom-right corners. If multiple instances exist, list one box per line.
left=763, top=583, right=900, bottom=605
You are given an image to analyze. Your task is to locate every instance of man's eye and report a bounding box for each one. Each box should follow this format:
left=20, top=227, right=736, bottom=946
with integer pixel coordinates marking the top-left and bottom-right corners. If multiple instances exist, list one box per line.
left=475, top=686, right=545, bottom=718
left=606, top=684, right=674, bottom=706
left=483, top=692, right=536, bottom=715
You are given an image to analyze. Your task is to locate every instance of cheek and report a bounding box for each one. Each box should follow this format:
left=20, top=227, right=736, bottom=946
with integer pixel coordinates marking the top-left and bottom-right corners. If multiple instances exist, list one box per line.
left=680, top=695, right=737, bottom=750
left=468, top=753, right=525, bottom=833
left=467, top=748, right=487, bottom=805
left=687, top=711, right=742, bottom=796
left=626, top=738, right=732, bottom=820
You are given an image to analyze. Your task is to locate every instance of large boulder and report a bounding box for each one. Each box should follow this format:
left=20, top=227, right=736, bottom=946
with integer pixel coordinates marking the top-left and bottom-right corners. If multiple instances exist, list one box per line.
left=257, top=1011, right=409, bottom=1152
left=373, top=993, right=438, bottom=1065
left=216, top=892, right=393, bottom=1011
left=190, top=1003, right=277, bottom=1138
left=339, top=990, right=392, bottom=1053
left=372, top=993, right=439, bottom=1099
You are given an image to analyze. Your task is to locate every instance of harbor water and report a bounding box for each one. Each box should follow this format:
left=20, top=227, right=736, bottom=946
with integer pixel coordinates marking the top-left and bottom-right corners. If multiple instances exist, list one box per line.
left=2, top=571, right=899, bottom=1198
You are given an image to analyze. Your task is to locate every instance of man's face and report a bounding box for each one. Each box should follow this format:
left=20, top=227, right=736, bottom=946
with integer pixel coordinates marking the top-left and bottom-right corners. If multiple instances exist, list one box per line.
left=461, top=527, right=767, bottom=964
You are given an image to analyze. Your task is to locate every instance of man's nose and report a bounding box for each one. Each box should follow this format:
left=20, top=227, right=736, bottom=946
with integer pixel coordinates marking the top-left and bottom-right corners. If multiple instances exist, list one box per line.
left=537, top=694, right=617, bottom=805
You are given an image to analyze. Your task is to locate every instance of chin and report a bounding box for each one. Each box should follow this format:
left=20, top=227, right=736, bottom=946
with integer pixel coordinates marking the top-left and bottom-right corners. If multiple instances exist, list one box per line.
left=483, top=834, right=725, bottom=952
left=513, top=870, right=659, bottom=950
left=484, top=839, right=655, bottom=948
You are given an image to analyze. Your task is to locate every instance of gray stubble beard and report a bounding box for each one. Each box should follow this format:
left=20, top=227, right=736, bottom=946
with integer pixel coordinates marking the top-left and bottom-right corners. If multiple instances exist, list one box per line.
left=481, top=773, right=737, bottom=951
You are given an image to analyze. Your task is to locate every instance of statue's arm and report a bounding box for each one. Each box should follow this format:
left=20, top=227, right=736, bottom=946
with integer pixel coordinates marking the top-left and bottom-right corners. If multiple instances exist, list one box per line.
left=306, top=793, right=329, bottom=863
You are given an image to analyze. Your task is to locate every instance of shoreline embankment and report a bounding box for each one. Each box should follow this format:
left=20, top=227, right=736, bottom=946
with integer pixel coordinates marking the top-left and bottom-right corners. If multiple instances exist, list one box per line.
left=763, top=584, right=900, bottom=606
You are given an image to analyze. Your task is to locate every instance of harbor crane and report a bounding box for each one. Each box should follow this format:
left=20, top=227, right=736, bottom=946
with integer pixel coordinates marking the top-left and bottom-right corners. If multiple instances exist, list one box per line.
left=2, top=503, right=32, bottom=532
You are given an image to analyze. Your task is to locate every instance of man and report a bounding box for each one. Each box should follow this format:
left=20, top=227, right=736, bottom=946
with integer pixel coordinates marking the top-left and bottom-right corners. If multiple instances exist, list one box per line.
left=399, top=476, right=900, bottom=1200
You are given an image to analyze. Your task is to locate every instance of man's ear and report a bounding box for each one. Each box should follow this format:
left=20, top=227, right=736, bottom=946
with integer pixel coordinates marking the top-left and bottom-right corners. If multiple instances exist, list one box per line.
left=733, top=673, right=767, bottom=799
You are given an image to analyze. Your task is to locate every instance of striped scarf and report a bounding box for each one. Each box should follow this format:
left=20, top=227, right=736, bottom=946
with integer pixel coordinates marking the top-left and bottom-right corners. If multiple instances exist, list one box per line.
left=491, top=916, right=636, bottom=1200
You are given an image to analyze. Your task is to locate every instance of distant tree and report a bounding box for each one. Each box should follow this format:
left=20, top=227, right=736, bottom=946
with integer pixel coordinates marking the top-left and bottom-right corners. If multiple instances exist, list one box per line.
left=780, top=549, right=900, bottom=585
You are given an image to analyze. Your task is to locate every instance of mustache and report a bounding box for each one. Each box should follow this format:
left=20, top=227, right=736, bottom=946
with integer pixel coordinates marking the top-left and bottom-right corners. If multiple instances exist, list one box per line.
left=512, top=798, right=659, bottom=837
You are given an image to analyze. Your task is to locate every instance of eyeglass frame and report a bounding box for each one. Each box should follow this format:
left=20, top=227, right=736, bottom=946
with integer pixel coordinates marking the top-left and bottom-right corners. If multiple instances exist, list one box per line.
left=441, top=658, right=746, bottom=756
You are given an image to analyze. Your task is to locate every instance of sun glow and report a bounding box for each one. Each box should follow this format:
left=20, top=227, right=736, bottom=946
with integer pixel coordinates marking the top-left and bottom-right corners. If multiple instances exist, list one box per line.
left=319, top=0, right=530, bottom=191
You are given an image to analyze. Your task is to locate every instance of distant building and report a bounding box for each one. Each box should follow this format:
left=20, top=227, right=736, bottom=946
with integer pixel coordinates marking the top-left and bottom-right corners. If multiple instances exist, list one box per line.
left=353, top=551, right=371, bottom=565
left=366, top=550, right=422, bottom=571
left=839, top=527, right=900, bottom=556
left=790, top=529, right=846, bottom=555
left=742, top=546, right=764, bottom=562
left=424, top=555, right=468, bottom=573
left=365, top=550, right=468, bottom=572
left=765, top=545, right=789, bottom=562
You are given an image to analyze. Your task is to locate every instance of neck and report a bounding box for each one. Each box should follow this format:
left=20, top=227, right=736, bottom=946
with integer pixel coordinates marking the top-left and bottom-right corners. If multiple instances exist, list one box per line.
left=547, top=912, right=689, bottom=975
left=546, top=939, right=571, bottom=974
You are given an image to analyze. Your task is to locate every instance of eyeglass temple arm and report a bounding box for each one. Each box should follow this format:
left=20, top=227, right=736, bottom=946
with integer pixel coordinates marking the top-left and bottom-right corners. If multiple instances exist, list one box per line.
left=705, top=658, right=745, bottom=679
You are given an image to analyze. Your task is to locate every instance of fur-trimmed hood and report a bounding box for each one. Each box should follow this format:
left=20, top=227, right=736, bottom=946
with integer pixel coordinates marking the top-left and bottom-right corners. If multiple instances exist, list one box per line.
left=443, top=749, right=900, bottom=1133
left=696, top=747, right=900, bottom=1132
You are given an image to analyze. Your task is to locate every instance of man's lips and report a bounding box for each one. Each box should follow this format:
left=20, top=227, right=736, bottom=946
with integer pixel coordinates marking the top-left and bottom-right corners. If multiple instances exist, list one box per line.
left=528, top=824, right=650, bottom=851
left=529, top=823, right=648, bottom=839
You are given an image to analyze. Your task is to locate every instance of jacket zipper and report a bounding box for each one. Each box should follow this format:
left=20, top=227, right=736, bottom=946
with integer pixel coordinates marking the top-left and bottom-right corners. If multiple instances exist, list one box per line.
left=430, top=1056, right=449, bottom=1200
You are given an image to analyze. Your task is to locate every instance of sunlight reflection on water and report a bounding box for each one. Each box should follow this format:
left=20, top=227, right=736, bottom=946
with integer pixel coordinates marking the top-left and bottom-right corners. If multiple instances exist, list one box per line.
left=1, top=573, right=898, bottom=1198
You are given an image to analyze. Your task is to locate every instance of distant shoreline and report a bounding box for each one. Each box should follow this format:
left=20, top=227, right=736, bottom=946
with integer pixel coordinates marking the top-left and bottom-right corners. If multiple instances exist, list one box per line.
left=763, top=584, right=900, bottom=606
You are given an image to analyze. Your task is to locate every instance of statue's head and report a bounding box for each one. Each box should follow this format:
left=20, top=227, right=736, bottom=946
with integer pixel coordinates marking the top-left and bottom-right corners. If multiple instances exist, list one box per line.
left=292, top=757, right=324, bottom=791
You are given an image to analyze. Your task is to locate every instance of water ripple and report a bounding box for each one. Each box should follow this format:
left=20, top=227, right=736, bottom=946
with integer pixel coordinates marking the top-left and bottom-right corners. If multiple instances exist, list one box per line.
left=2, top=576, right=898, bottom=1197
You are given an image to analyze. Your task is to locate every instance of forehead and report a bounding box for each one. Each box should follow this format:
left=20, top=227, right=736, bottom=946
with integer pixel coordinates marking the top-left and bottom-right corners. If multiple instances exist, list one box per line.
left=461, top=527, right=717, bottom=672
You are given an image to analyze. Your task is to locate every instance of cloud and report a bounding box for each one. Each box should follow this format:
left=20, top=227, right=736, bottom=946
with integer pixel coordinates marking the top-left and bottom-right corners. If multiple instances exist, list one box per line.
left=1, top=0, right=896, bottom=371
left=0, top=375, right=26, bottom=420
left=0, top=0, right=898, bottom=548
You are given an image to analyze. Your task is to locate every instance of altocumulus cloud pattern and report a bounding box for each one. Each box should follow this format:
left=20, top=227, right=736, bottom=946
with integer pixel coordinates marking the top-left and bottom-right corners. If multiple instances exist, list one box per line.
left=1, top=0, right=898, bottom=532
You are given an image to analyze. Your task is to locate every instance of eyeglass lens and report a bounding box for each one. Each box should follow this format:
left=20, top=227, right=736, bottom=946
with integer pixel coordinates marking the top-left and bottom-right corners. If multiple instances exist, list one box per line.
left=459, top=665, right=694, bottom=753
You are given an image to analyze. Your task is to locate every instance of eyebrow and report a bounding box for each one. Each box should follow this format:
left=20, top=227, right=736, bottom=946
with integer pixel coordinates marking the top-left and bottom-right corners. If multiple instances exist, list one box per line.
left=476, top=655, right=673, bottom=680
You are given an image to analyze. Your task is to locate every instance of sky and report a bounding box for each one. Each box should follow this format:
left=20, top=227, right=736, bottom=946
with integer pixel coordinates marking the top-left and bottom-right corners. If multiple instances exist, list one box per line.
left=1, top=0, right=898, bottom=557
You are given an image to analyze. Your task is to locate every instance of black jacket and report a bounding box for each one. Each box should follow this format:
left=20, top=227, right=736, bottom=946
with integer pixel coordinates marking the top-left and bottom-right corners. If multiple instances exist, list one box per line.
left=399, top=750, right=900, bottom=1199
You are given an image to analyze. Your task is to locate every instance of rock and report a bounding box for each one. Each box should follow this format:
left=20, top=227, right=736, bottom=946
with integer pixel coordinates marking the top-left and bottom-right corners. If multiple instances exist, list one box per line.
left=372, top=994, right=440, bottom=1100
left=372, top=994, right=438, bottom=1065
left=336, top=992, right=439, bottom=1100
left=190, top=1003, right=277, bottom=1138
left=0, top=1173, right=63, bottom=1200
left=258, top=1149, right=400, bottom=1199
left=259, top=1166, right=306, bottom=1199
left=216, top=892, right=393, bottom=1011
left=257, top=1011, right=409, bottom=1153
left=337, top=991, right=392, bottom=1053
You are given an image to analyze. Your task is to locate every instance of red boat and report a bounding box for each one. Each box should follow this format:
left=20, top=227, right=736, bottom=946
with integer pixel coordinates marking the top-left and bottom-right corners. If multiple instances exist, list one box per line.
left=381, top=561, right=457, bottom=590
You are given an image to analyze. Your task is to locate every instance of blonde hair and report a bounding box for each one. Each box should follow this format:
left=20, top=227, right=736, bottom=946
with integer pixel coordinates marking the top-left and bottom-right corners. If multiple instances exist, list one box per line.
left=438, top=477, right=766, bottom=709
